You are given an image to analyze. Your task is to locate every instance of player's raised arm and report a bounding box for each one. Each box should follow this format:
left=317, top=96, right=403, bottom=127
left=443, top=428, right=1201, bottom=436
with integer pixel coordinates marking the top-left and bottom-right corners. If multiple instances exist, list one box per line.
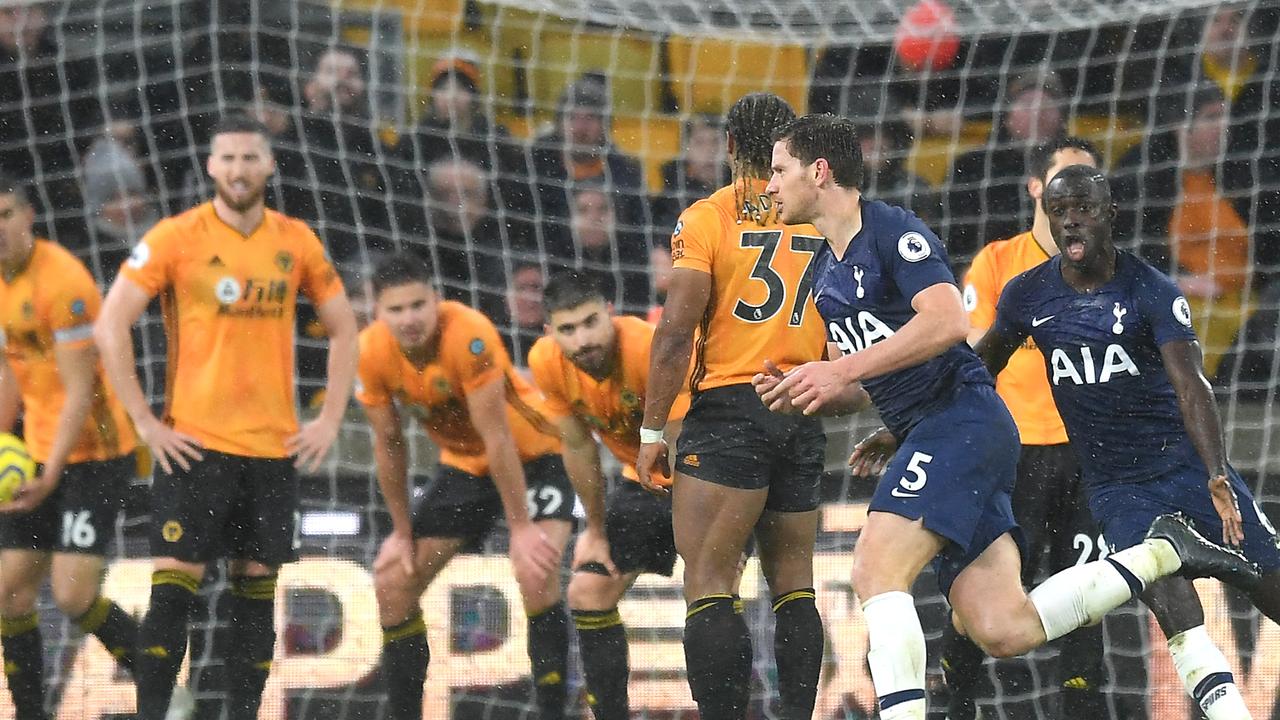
left=288, top=292, right=358, bottom=471
left=1160, top=339, right=1243, bottom=545
left=637, top=267, right=710, bottom=483
left=95, top=276, right=202, bottom=473
left=466, top=375, right=559, bottom=584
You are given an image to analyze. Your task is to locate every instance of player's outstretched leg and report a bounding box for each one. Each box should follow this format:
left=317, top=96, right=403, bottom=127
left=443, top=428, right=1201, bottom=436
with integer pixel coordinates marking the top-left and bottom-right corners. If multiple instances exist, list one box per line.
left=756, top=509, right=823, bottom=720
left=52, top=553, right=140, bottom=673
left=568, top=565, right=638, bottom=720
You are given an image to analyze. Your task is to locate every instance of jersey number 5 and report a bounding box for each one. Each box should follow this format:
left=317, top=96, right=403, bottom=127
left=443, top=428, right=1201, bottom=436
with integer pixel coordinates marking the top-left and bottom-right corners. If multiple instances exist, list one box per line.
left=733, top=230, right=824, bottom=326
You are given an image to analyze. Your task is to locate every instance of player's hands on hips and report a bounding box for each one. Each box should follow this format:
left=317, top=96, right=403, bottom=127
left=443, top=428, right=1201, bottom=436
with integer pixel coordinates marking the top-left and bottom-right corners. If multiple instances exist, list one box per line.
left=753, top=359, right=797, bottom=414
left=636, top=441, right=671, bottom=496
left=509, top=521, right=559, bottom=588
left=848, top=427, right=897, bottom=477
left=1208, top=473, right=1245, bottom=547
left=760, top=359, right=850, bottom=416
left=137, top=416, right=204, bottom=474
left=374, top=530, right=418, bottom=578
left=288, top=414, right=342, bottom=472
left=573, top=524, right=618, bottom=576
left=0, top=467, right=59, bottom=514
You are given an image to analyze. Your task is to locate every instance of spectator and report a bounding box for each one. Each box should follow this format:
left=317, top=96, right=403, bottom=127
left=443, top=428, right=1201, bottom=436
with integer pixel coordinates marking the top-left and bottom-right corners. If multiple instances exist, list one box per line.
left=646, top=243, right=673, bottom=324
left=945, top=72, right=1067, bottom=260
left=529, top=72, right=650, bottom=250
left=496, top=261, right=546, bottom=366
left=79, top=130, right=159, bottom=282
left=276, top=46, right=398, bottom=264
left=545, top=183, right=650, bottom=315
left=403, top=54, right=533, bottom=244
left=855, top=119, right=939, bottom=226
left=0, top=2, right=98, bottom=241
left=396, top=157, right=515, bottom=321
left=651, top=114, right=727, bottom=232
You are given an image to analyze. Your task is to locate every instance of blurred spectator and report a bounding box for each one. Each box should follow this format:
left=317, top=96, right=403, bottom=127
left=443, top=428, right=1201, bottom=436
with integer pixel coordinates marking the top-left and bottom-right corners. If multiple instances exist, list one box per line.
left=855, top=119, right=939, bottom=226
left=397, top=157, right=512, bottom=320
left=1115, top=85, right=1256, bottom=377
left=1214, top=279, right=1280, bottom=401
left=0, top=2, right=99, bottom=240
left=495, top=262, right=546, bottom=366
left=651, top=114, right=727, bottom=233
left=79, top=129, right=159, bottom=282
left=646, top=243, right=673, bottom=324
left=403, top=54, right=534, bottom=244
left=276, top=46, right=398, bottom=264
left=945, top=72, right=1067, bottom=260
left=546, top=184, right=650, bottom=315
left=529, top=72, right=650, bottom=249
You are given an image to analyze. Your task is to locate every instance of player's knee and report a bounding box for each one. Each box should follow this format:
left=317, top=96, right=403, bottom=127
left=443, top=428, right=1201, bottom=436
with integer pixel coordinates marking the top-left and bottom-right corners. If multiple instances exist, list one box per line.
left=50, top=577, right=97, bottom=618
left=963, top=615, right=1037, bottom=659
left=567, top=570, right=619, bottom=611
left=0, top=586, right=38, bottom=618
left=849, top=553, right=905, bottom=601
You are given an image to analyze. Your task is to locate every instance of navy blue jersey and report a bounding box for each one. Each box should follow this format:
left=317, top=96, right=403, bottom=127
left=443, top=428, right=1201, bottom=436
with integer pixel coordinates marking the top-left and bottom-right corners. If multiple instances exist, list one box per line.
left=991, top=251, right=1201, bottom=486
left=812, top=200, right=992, bottom=436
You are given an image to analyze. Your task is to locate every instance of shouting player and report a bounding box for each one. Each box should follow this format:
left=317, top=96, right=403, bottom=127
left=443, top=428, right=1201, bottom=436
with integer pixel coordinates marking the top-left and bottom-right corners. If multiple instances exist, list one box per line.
left=355, top=252, right=569, bottom=720
left=759, top=114, right=1256, bottom=720
left=975, top=165, right=1280, bottom=719
left=636, top=92, right=829, bottom=720
left=527, top=270, right=689, bottom=720
left=0, top=173, right=181, bottom=718
left=94, top=115, right=359, bottom=720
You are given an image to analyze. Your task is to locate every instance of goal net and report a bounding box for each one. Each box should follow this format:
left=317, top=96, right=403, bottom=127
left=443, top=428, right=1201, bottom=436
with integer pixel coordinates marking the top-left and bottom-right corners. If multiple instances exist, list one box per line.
left=1, top=0, right=1278, bottom=718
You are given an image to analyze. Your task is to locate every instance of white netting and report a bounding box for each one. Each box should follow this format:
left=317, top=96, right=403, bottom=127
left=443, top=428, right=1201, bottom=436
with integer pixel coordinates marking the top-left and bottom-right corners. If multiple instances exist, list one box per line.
left=1, top=0, right=1279, bottom=718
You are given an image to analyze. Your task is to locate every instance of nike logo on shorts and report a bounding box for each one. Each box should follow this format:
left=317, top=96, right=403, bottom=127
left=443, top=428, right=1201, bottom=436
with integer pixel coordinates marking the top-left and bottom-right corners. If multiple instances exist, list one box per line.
left=890, top=487, right=919, bottom=499
left=1031, top=315, right=1055, bottom=327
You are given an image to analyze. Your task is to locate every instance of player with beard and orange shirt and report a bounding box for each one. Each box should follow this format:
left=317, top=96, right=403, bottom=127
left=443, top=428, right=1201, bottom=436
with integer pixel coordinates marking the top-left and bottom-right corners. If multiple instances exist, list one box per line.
left=527, top=270, right=690, bottom=720
left=635, top=93, right=831, bottom=720
left=94, top=115, right=359, bottom=720
left=356, top=252, right=570, bottom=720
left=0, top=172, right=179, bottom=718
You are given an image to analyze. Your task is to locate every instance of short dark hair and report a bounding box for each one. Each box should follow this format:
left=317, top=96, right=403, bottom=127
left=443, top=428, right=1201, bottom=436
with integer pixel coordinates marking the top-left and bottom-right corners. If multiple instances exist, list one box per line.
left=209, top=114, right=273, bottom=146
left=1041, top=164, right=1112, bottom=209
left=725, top=93, right=796, bottom=179
left=0, top=172, right=30, bottom=206
left=1028, top=137, right=1103, bottom=183
left=542, top=269, right=606, bottom=315
left=371, top=251, right=435, bottom=298
left=773, top=114, right=864, bottom=189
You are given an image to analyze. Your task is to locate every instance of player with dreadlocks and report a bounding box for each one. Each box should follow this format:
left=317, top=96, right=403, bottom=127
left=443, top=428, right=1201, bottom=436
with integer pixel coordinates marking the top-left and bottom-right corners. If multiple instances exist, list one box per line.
left=637, top=92, right=833, bottom=720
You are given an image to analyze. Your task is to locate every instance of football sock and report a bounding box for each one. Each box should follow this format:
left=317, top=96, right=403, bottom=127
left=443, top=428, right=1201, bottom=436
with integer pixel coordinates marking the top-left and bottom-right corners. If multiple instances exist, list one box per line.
left=527, top=601, right=570, bottom=720
left=772, top=588, right=822, bottom=720
left=227, top=574, right=277, bottom=720
left=940, top=622, right=985, bottom=720
left=1029, top=541, right=1178, bottom=642
left=862, top=592, right=926, bottom=720
left=1057, top=623, right=1109, bottom=716
left=1, top=612, right=45, bottom=719
left=382, top=612, right=429, bottom=720
left=74, top=595, right=139, bottom=674
left=137, top=570, right=200, bottom=720
left=684, top=594, right=752, bottom=720
left=1169, top=625, right=1251, bottom=719
left=572, top=608, right=629, bottom=720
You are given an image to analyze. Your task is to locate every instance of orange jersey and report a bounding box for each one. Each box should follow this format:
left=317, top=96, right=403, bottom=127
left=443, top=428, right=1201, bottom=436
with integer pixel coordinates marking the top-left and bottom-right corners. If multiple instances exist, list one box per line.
left=356, top=302, right=559, bottom=477
left=120, top=202, right=344, bottom=458
left=0, top=240, right=136, bottom=464
left=670, top=179, right=827, bottom=391
left=963, top=231, right=1067, bottom=445
left=528, top=315, right=691, bottom=484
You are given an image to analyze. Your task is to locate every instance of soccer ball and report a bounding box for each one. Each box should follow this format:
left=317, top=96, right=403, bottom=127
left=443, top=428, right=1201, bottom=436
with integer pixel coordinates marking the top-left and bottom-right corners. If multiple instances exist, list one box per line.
left=0, top=433, right=36, bottom=503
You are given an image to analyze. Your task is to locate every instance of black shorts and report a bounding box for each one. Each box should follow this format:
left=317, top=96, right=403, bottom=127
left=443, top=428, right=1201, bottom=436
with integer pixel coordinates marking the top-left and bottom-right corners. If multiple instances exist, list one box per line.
left=605, top=480, right=676, bottom=576
left=674, top=384, right=825, bottom=512
left=412, top=454, right=575, bottom=541
left=1013, top=443, right=1103, bottom=582
left=149, top=450, right=299, bottom=566
left=0, top=455, right=131, bottom=555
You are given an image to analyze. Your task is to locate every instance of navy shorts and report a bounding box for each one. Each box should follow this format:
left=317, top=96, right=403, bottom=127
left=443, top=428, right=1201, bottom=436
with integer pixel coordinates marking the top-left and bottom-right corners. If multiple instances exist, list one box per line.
left=1088, top=465, right=1280, bottom=575
left=869, top=382, right=1023, bottom=597
left=412, top=454, right=575, bottom=541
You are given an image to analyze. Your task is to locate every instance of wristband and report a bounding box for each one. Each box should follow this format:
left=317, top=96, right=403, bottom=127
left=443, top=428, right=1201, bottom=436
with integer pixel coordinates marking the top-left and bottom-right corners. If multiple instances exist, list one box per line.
left=639, top=427, right=665, bottom=444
